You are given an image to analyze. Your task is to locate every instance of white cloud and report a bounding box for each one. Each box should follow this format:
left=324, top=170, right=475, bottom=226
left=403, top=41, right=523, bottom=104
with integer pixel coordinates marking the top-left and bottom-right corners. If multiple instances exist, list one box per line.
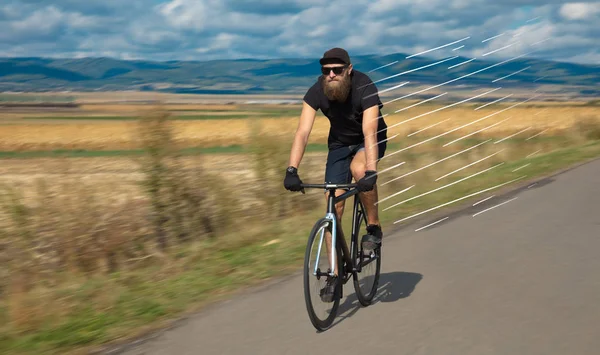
left=560, top=2, right=600, bottom=20
left=78, top=35, right=130, bottom=52
left=157, top=0, right=292, bottom=36
left=10, top=5, right=64, bottom=34
left=157, top=0, right=210, bottom=30
left=564, top=50, right=600, bottom=64
left=470, top=22, right=555, bottom=58
left=368, top=0, right=409, bottom=14
left=1, top=3, right=26, bottom=18
left=65, top=12, right=103, bottom=30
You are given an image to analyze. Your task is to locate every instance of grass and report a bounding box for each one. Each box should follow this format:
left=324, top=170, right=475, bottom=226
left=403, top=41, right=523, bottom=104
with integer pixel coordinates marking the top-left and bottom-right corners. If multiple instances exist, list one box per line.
left=0, top=145, right=248, bottom=159
left=0, top=143, right=340, bottom=159
left=20, top=112, right=301, bottom=121
left=1, top=102, right=599, bottom=354
left=0, top=240, right=301, bottom=350
left=0, top=135, right=570, bottom=159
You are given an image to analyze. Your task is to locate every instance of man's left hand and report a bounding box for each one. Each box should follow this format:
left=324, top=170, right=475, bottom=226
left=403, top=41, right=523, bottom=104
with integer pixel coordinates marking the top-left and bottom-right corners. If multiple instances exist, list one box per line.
left=357, top=170, right=377, bottom=192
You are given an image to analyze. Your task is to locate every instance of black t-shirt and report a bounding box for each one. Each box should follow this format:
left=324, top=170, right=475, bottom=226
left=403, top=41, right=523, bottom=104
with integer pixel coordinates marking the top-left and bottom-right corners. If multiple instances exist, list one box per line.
left=303, top=70, right=387, bottom=150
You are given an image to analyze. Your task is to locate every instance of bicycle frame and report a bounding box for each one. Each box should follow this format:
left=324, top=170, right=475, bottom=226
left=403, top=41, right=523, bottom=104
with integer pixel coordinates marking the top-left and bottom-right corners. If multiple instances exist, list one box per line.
left=302, top=183, right=362, bottom=278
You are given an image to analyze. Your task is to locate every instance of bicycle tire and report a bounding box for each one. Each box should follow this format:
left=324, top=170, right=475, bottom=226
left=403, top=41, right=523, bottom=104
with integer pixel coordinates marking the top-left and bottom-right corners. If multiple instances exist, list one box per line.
left=303, top=218, right=342, bottom=331
left=352, top=204, right=381, bottom=306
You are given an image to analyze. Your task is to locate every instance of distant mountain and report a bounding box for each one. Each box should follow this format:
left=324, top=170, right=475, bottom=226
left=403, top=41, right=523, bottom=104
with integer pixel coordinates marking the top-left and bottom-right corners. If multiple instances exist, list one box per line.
left=0, top=53, right=598, bottom=98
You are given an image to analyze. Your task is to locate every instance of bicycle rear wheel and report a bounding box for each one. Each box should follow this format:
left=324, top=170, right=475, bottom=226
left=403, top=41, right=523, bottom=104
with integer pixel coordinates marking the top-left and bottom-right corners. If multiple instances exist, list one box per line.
left=303, top=218, right=342, bottom=331
left=352, top=205, right=381, bottom=306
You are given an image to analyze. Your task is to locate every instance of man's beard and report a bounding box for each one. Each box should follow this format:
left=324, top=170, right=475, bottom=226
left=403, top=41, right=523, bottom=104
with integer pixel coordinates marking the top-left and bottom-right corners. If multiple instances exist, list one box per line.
left=322, top=74, right=352, bottom=102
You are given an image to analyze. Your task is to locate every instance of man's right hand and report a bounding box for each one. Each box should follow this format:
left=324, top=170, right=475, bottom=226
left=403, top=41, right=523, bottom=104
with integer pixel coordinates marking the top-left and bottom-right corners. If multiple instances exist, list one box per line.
left=283, top=166, right=304, bottom=192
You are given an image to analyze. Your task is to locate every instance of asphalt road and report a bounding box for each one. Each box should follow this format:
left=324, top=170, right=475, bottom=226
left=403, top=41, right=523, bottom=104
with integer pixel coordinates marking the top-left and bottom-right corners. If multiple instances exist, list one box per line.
left=118, top=158, right=600, bottom=355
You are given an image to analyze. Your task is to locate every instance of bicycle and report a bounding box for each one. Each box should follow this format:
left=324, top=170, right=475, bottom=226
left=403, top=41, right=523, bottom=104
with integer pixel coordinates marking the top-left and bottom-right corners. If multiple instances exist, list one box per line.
left=299, top=182, right=382, bottom=331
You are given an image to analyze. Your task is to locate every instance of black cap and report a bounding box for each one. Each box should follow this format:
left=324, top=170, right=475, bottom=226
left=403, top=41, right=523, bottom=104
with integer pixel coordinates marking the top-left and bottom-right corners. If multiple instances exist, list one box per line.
left=319, top=47, right=351, bottom=66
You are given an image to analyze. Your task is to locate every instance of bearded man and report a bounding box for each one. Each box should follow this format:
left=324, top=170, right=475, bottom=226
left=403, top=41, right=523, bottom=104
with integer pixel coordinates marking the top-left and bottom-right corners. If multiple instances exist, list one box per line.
left=283, top=47, right=388, bottom=301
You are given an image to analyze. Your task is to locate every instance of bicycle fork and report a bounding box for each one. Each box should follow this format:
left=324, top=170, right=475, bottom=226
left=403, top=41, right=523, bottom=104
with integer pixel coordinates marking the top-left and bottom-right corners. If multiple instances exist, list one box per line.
left=313, top=212, right=338, bottom=278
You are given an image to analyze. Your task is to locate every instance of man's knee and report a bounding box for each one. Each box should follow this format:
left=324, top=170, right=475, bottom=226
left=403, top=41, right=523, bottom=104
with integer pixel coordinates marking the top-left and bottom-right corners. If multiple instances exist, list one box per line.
left=350, top=149, right=368, bottom=180
left=351, top=165, right=366, bottom=181
left=350, top=158, right=367, bottom=181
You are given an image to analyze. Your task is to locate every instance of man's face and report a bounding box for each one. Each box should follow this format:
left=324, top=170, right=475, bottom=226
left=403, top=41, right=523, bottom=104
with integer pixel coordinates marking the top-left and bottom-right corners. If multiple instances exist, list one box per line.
left=321, top=63, right=352, bottom=102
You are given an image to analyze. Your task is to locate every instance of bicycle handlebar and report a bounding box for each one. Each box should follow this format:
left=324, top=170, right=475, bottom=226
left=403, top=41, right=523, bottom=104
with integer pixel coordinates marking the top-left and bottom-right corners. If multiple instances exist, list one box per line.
left=300, top=183, right=357, bottom=189
left=298, top=182, right=361, bottom=201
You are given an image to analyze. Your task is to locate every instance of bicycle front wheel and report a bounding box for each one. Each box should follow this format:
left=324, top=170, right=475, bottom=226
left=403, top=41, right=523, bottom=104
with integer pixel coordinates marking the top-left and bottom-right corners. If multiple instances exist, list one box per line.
left=303, top=218, right=342, bottom=331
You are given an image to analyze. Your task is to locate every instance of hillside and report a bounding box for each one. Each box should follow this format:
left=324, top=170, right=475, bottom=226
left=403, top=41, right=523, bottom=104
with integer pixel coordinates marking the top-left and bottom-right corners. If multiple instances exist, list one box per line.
left=0, top=53, right=598, bottom=98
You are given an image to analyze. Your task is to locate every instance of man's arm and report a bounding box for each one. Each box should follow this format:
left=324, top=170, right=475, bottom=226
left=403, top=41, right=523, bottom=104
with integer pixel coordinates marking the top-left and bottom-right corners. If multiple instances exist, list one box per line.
left=362, top=105, right=380, bottom=172
left=288, top=101, right=317, bottom=168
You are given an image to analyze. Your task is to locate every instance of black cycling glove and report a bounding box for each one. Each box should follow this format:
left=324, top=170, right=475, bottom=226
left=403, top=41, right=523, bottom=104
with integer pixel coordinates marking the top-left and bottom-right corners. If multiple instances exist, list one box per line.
left=283, top=166, right=304, bottom=192
left=357, top=170, right=377, bottom=192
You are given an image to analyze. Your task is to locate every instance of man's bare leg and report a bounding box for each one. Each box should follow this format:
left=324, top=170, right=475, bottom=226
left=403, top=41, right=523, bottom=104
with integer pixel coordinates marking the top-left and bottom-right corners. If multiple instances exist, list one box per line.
left=359, top=185, right=380, bottom=225
left=350, top=150, right=380, bottom=227
left=324, top=189, right=345, bottom=276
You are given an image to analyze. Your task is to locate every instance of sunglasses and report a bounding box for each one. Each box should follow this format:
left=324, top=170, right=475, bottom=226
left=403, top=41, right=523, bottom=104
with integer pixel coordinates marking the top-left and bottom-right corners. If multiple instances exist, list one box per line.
left=321, top=66, right=347, bottom=76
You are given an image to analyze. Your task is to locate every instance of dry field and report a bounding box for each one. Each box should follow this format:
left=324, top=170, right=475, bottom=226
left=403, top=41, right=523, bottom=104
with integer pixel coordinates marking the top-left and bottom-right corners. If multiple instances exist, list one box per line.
left=1, top=99, right=598, bottom=151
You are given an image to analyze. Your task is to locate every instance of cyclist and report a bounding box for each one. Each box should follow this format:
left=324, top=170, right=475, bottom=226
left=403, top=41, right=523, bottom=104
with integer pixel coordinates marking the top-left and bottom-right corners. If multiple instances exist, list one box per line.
left=283, top=47, right=388, bottom=301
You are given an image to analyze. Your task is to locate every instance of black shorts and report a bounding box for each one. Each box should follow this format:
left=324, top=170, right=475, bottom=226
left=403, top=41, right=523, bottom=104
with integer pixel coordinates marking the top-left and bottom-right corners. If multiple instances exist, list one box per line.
left=324, top=141, right=387, bottom=185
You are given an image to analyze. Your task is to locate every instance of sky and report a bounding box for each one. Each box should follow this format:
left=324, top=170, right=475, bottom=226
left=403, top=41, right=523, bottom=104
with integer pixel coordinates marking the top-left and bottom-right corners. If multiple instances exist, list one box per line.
left=1, top=0, right=599, bottom=65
